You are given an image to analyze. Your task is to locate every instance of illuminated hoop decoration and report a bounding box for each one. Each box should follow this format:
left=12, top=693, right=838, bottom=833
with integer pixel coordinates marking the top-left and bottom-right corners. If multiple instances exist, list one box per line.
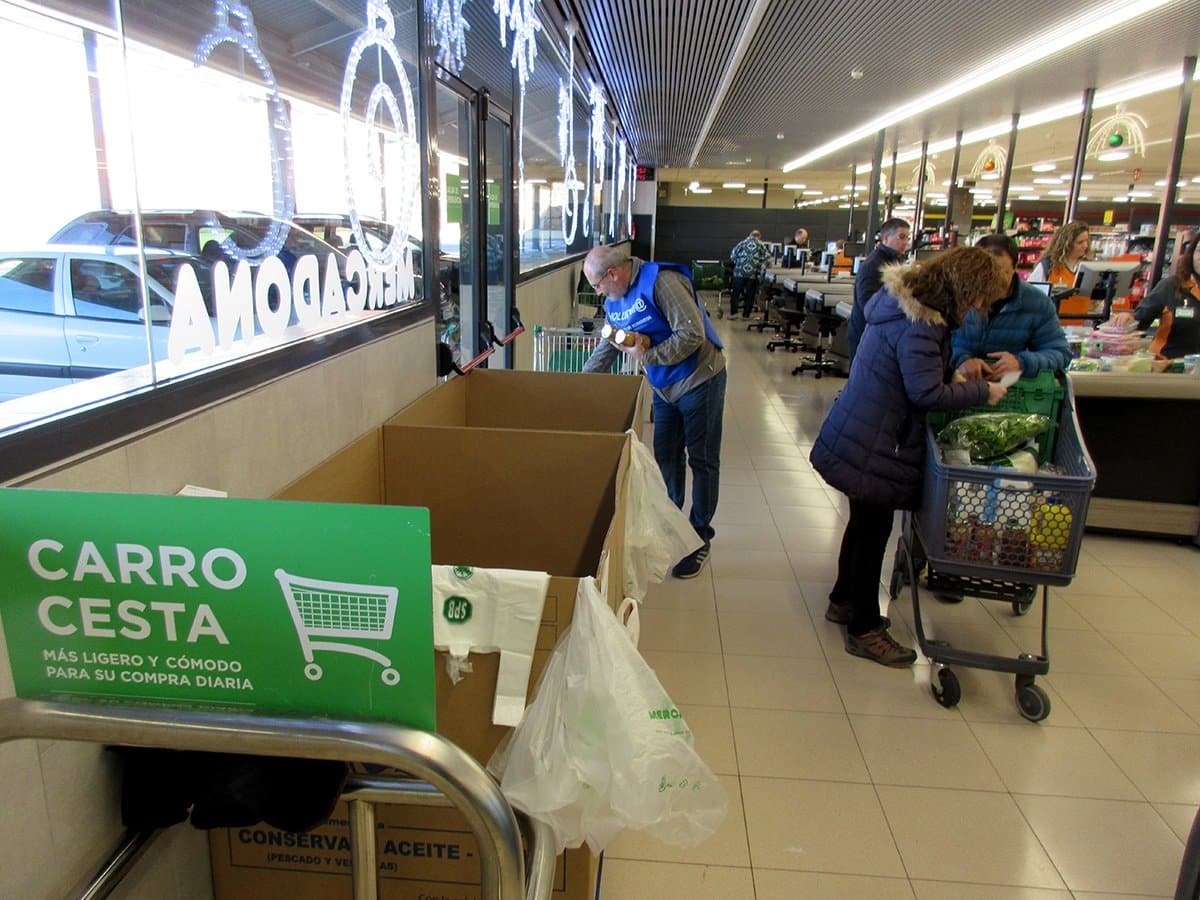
left=494, top=0, right=541, bottom=185
left=970, top=141, right=1007, bottom=180
left=434, top=0, right=470, bottom=75
left=610, top=136, right=627, bottom=239
left=194, top=0, right=294, bottom=262
left=585, top=82, right=606, bottom=238
left=909, top=160, right=935, bottom=191
left=556, top=26, right=584, bottom=245
left=626, top=154, right=635, bottom=235
left=1087, top=105, right=1147, bottom=158
left=340, top=0, right=421, bottom=268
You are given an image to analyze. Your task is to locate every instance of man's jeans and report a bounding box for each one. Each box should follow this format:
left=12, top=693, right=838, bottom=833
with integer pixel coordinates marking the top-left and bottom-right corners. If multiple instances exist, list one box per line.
left=652, top=368, right=727, bottom=543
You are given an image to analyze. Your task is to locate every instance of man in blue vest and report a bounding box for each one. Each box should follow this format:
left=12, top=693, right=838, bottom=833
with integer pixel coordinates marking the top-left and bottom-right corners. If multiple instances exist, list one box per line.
left=582, top=246, right=727, bottom=578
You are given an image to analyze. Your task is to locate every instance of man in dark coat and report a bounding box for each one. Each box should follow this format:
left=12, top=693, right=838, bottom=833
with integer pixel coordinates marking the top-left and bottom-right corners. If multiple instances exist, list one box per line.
left=848, top=218, right=911, bottom=364
left=811, top=248, right=1008, bottom=666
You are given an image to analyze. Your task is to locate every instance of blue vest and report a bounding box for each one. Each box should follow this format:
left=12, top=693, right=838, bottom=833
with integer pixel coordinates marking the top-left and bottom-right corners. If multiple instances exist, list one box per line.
left=603, top=262, right=723, bottom=389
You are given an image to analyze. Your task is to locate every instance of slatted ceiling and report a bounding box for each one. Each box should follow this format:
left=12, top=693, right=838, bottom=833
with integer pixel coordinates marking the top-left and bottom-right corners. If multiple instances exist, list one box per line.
left=570, top=0, right=757, bottom=165
left=685, top=0, right=1200, bottom=174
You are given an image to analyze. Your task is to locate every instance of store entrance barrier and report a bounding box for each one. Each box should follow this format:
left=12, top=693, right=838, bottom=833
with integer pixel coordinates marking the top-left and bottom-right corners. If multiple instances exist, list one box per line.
left=0, top=697, right=547, bottom=900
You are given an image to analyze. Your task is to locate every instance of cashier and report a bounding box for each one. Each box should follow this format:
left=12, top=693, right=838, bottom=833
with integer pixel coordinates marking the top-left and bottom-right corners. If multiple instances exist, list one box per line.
left=1029, top=221, right=1090, bottom=287
left=952, top=234, right=1071, bottom=380
left=1117, top=230, right=1200, bottom=359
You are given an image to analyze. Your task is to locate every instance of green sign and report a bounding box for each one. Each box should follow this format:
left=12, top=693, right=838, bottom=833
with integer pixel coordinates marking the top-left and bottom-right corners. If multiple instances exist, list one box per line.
left=446, top=173, right=463, bottom=224
left=487, top=182, right=501, bottom=226
left=0, top=489, right=435, bottom=730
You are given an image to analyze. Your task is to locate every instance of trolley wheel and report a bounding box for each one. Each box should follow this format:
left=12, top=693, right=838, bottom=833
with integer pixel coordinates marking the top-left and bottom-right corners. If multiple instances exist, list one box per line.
left=304, top=663, right=323, bottom=681
left=1011, top=585, right=1036, bottom=617
left=381, top=667, right=400, bottom=686
left=717, top=309, right=724, bottom=319
left=931, top=668, right=961, bottom=708
left=1015, top=681, right=1051, bottom=722
left=767, top=344, right=775, bottom=352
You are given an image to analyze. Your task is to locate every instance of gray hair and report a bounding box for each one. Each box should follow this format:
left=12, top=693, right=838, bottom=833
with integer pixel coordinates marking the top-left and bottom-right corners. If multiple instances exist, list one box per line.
left=584, top=244, right=629, bottom=280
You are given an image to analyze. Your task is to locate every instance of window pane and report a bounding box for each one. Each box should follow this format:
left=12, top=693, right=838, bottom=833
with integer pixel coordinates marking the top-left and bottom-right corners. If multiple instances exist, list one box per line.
left=0, top=259, right=56, bottom=314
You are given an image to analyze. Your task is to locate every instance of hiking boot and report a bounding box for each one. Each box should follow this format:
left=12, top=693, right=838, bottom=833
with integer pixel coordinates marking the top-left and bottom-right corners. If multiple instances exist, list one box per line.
left=825, top=601, right=889, bottom=628
left=672, top=542, right=711, bottom=579
left=845, top=627, right=917, bottom=667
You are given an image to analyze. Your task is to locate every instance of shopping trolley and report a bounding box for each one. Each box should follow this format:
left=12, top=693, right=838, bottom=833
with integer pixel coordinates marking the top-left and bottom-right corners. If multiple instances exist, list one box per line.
left=275, top=568, right=401, bottom=685
left=691, top=259, right=730, bottom=319
left=531, top=324, right=641, bottom=374
left=889, top=374, right=1095, bottom=721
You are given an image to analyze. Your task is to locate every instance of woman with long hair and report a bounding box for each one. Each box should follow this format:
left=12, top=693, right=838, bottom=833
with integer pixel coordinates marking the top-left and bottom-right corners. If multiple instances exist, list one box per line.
left=1030, top=221, right=1091, bottom=286
left=811, top=247, right=1009, bottom=667
left=1127, top=229, right=1200, bottom=359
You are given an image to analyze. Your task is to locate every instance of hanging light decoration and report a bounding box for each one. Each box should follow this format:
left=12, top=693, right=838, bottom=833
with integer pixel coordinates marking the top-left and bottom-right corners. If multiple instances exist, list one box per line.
left=434, top=0, right=470, bottom=74
left=909, top=160, right=936, bottom=191
left=555, top=26, right=584, bottom=244
left=970, top=141, right=1007, bottom=180
left=1087, top=105, right=1147, bottom=159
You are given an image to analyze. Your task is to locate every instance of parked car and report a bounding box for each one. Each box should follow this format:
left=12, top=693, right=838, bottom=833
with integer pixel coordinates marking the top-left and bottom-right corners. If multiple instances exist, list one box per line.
left=0, top=246, right=208, bottom=402
left=50, top=209, right=350, bottom=274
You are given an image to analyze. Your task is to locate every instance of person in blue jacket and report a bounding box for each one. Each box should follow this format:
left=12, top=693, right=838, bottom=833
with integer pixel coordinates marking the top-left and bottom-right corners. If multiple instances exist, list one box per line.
left=811, top=247, right=1008, bottom=667
left=582, top=245, right=726, bottom=579
left=951, top=233, right=1072, bottom=380
left=848, top=218, right=911, bottom=364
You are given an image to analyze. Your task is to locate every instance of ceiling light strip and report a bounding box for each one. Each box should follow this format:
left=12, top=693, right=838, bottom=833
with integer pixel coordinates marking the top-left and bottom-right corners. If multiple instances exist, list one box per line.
left=784, top=0, right=1178, bottom=171
left=687, top=0, right=773, bottom=167
left=852, top=64, right=1199, bottom=177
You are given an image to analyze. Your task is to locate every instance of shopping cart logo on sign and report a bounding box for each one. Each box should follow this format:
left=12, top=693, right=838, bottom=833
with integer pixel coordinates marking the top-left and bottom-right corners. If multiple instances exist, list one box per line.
left=275, top=568, right=402, bottom=686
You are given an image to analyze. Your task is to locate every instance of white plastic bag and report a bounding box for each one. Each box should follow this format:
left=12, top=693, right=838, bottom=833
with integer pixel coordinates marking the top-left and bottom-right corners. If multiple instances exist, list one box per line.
left=430, top=565, right=550, bottom=727
left=623, top=429, right=704, bottom=601
left=489, top=577, right=728, bottom=854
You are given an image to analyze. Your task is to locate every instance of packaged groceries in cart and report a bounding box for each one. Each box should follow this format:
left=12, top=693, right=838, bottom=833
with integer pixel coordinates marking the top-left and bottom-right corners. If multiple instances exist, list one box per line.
left=889, top=372, right=1096, bottom=721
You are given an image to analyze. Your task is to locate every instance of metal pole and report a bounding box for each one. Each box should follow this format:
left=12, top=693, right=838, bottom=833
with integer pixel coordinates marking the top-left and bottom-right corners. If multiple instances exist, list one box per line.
left=913, top=139, right=929, bottom=238
left=1065, top=87, right=1096, bottom=222
left=417, top=0, right=441, bottom=335
left=761, top=177, right=768, bottom=210
left=1151, top=56, right=1197, bottom=285
left=847, top=165, right=857, bottom=239
left=348, top=799, right=378, bottom=900
left=885, top=148, right=898, bottom=219
left=0, top=699, right=526, bottom=900
left=82, top=30, right=111, bottom=209
left=946, top=130, right=963, bottom=244
left=72, top=830, right=160, bottom=900
left=996, top=112, right=1020, bottom=231
left=864, top=130, right=885, bottom=246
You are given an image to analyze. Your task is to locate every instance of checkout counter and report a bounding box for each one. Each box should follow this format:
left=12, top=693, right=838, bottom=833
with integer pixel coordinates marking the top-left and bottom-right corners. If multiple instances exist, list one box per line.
left=1069, top=371, right=1200, bottom=538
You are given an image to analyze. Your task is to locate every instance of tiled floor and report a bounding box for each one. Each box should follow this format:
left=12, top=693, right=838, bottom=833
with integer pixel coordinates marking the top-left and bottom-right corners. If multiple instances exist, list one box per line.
left=599, top=311, right=1200, bottom=899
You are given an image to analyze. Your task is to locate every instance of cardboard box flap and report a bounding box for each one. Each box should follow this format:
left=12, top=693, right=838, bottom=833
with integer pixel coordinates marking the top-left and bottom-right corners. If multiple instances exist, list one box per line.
left=275, top=430, right=385, bottom=504
left=386, top=369, right=642, bottom=434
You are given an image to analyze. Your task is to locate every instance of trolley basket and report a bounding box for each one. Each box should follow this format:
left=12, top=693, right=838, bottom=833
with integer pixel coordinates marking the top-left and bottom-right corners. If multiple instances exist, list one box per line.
left=275, top=568, right=401, bottom=685
left=691, top=259, right=729, bottom=319
left=531, top=324, right=641, bottom=375
left=917, top=374, right=1094, bottom=587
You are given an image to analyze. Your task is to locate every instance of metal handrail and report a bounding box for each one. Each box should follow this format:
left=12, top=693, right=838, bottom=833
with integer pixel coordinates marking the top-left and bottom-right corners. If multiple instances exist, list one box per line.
left=0, top=697, right=526, bottom=900
left=342, top=775, right=558, bottom=900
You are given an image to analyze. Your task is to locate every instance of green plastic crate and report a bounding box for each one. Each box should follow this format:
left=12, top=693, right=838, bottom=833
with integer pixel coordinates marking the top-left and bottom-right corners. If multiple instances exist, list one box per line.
left=691, top=260, right=726, bottom=291
left=928, top=370, right=1065, bottom=465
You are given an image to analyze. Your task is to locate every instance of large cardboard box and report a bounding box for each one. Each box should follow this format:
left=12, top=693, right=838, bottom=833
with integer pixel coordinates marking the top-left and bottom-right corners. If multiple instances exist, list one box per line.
left=273, top=423, right=630, bottom=763
left=387, top=368, right=646, bottom=437
left=211, top=414, right=630, bottom=900
left=210, top=802, right=599, bottom=900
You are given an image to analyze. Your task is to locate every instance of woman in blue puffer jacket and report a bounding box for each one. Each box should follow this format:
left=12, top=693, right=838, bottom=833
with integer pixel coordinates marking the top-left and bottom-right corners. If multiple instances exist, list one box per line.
left=811, top=247, right=1009, bottom=667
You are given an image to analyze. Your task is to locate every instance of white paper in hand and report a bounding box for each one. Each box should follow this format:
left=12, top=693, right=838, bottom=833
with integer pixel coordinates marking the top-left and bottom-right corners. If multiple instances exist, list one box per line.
left=998, top=370, right=1021, bottom=388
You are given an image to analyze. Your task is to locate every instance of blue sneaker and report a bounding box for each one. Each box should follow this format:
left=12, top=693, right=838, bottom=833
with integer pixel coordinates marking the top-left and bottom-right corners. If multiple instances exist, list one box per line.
left=672, top=542, right=711, bottom=579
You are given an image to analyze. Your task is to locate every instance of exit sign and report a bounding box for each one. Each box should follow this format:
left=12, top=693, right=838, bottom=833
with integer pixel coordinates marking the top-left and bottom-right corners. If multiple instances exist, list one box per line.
left=635, top=165, right=656, bottom=182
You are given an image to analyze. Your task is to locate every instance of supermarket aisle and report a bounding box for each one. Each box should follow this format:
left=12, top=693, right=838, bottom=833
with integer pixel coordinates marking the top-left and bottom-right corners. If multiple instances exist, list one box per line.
left=599, top=312, right=1199, bottom=899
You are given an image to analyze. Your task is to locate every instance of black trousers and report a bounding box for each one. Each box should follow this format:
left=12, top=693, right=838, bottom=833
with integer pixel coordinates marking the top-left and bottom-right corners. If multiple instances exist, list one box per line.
left=830, top=498, right=895, bottom=636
